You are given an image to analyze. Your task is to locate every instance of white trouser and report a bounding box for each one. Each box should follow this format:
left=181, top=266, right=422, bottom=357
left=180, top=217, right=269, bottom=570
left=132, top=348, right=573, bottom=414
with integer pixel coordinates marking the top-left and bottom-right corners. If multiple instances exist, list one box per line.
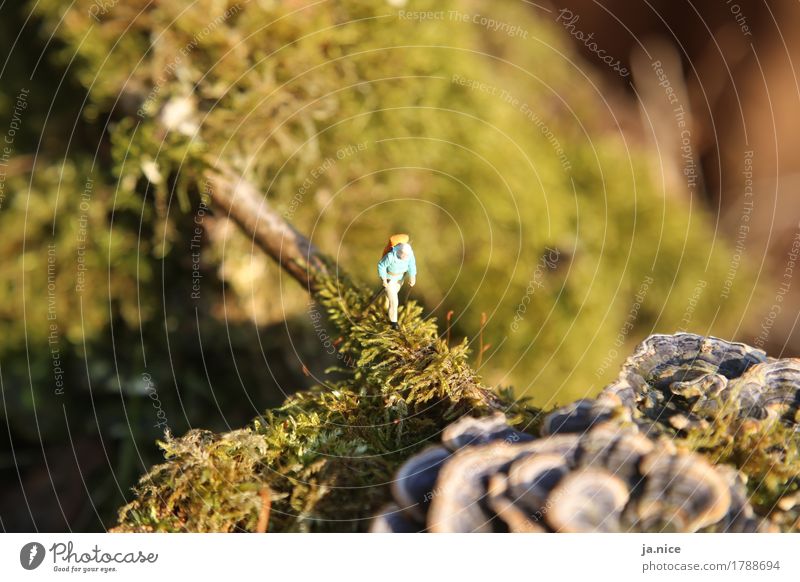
left=383, top=278, right=403, bottom=322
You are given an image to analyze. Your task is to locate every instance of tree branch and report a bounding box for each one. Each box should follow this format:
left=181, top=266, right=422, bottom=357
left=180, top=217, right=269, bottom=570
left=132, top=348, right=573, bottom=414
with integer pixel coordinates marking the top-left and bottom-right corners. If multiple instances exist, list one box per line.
left=203, top=167, right=329, bottom=292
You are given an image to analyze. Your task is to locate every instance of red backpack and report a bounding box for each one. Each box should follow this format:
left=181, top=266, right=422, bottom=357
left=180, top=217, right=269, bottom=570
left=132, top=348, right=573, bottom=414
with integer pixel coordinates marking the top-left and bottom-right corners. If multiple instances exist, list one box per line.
left=381, top=233, right=410, bottom=258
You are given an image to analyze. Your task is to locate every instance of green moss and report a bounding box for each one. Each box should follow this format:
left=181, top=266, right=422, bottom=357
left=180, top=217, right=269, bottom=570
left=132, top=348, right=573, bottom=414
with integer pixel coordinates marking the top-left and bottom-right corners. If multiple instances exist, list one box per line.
left=114, top=271, right=541, bottom=532
left=114, top=429, right=272, bottom=532
left=680, top=404, right=800, bottom=528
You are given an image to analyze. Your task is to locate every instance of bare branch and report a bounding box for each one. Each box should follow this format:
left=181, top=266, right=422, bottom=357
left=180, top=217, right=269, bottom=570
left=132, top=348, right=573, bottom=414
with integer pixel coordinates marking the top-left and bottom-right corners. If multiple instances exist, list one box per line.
left=204, top=167, right=329, bottom=292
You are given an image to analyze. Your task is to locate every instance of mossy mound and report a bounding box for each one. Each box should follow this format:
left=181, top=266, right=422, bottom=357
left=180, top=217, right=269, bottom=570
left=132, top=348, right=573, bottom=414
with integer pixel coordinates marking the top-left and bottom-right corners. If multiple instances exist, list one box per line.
left=114, top=292, right=800, bottom=532
left=113, top=272, right=540, bottom=532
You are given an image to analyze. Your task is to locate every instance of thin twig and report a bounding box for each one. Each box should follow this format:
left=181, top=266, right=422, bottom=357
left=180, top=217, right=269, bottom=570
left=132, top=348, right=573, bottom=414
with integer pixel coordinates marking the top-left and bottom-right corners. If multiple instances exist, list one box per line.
left=477, top=312, right=487, bottom=368
left=445, top=310, right=454, bottom=346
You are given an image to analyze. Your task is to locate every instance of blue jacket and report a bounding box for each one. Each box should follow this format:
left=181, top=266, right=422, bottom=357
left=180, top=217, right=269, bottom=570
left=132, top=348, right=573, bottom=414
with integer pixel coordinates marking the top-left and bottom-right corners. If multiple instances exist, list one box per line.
left=378, top=245, right=417, bottom=281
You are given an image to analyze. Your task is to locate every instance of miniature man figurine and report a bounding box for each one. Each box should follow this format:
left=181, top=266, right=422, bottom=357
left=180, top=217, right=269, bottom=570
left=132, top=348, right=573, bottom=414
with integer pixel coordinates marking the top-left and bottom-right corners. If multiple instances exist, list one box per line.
left=377, top=234, right=416, bottom=330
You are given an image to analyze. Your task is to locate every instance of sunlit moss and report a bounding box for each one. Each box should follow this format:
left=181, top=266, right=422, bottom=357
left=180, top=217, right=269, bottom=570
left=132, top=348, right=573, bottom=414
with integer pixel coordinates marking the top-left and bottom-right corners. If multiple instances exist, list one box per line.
left=113, top=270, right=541, bottom=532
left=681, top=404, right=800, bottom=530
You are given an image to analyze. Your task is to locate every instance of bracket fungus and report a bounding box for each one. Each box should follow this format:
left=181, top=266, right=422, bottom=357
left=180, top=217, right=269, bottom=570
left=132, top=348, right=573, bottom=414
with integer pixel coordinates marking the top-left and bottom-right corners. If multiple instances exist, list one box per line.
left=373, top=412, right=762, bottom=532
left=546, top=469, right=630, bottom=532
left=442, top=412, right=534, bottom=450
left=391, top=446, right=452, bottom=525
left=540, top=333, right=800, bottom=529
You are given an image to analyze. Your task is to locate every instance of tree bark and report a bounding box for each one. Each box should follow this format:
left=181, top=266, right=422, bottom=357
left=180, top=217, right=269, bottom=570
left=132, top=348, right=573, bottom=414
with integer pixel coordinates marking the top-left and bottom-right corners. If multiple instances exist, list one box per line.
left=203, top=167, right=329, bottom=292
